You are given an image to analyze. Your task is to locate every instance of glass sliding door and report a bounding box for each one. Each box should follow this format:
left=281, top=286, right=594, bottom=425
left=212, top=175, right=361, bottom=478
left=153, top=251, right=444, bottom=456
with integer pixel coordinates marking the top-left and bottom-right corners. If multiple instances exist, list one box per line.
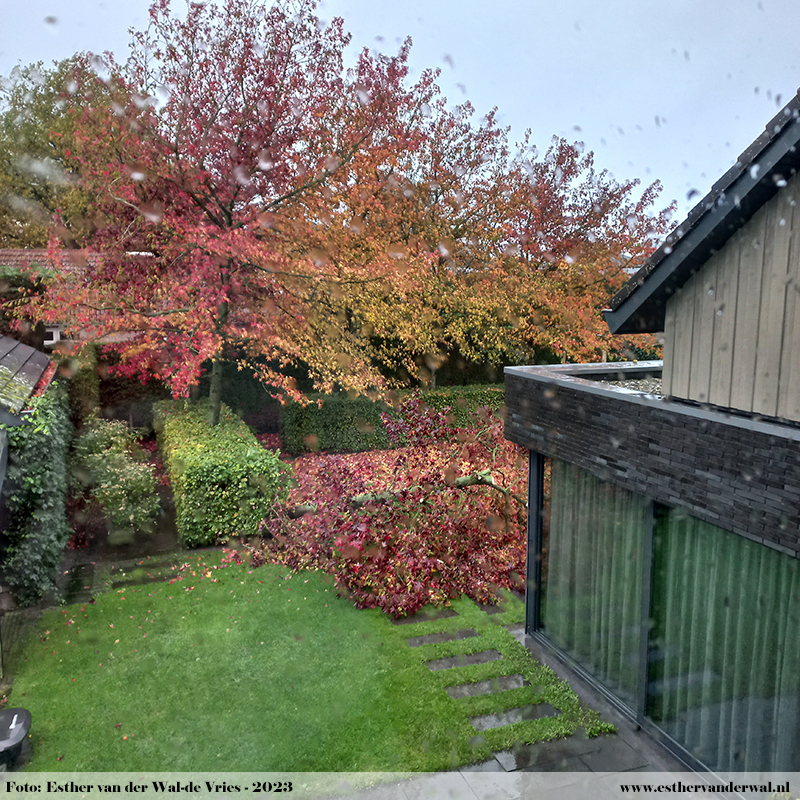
left=647, top=507, right=800, bottom=772
left=542, top=459, right=647, bottom=706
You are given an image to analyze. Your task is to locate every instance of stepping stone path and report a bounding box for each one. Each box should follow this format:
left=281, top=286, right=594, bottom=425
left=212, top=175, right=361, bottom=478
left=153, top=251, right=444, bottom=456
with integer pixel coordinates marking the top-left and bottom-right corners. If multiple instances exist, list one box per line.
left=445, top=674, right=528, bottom=698
left=398, top=602, right=561, bottom=748
left=426, top=649, right=502, bottom=671
left=471, top=703, right=560, bottom=731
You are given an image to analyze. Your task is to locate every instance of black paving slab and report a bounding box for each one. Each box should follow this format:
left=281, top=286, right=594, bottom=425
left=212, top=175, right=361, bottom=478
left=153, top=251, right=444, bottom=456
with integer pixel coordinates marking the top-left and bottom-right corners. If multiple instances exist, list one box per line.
left=425, top=650, right=502, bottom=671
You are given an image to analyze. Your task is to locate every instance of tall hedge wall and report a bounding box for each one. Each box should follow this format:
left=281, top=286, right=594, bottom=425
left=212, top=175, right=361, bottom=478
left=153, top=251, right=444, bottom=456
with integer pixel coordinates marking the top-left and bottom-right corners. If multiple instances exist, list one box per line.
left=280, top=384, right=505, bottom=454
left=154, top=400, right=293, bottom=547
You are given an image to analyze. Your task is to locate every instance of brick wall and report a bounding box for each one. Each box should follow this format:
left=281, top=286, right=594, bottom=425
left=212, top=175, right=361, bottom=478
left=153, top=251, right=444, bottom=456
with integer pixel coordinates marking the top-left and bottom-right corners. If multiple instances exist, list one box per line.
left=504, top=365, right=800, bottom=558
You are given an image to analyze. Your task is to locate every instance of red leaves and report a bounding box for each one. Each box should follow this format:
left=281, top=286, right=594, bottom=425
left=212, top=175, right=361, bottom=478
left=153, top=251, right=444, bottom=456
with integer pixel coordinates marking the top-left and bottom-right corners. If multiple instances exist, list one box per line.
left=246, top=398, right=527, bottom=617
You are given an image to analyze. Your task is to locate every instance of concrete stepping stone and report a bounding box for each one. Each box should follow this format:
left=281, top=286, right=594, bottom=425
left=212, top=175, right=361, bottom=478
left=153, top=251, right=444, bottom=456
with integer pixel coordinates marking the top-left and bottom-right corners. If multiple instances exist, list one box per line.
left=392, top=608, right=458, bottom=625
left=445, top=674, right=529, bottom=698
left=504, top=623, right=526, bottom=644
left=426, top=650, right=502, bottom=671
left=406, top=628, right=479, bottom=647
left=470, top=702, right=560, bottom=731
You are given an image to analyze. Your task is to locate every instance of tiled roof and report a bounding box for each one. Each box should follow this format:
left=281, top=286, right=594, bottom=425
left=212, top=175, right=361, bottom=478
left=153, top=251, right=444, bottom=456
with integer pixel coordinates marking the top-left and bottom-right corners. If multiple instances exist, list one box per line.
left=0, top=248, right=100, bottom=276
left=0, top=336, right=54, bottom=417
left=604, top=88, right=800, bottom=334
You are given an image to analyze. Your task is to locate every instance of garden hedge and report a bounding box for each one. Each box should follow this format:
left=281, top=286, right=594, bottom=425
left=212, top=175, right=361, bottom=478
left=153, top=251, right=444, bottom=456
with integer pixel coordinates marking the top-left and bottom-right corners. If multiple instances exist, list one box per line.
left=280, top=384, right=505, bottom=454
left=280, top=394, right=393, bottom=454
left=418, top=384, right=505, bottom=428
left=1, top=383, right=73, bottom=605
left=68, top=344, right=100, bottom=424
left=153, top=400, right=293, bottom=547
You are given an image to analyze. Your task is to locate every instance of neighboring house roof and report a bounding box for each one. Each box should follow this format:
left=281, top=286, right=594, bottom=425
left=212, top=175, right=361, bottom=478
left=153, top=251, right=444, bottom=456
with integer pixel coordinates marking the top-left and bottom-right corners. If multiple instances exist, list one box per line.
left=0, top=336, right=56, bottom=426
left=0, top=248, right=100, bottom=277
left=604, top=88, right=800, bottom=334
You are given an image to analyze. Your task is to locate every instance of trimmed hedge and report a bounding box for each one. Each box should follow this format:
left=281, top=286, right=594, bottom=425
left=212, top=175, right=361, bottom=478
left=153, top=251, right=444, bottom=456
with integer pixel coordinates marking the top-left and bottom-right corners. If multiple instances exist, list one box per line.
left=280, top=384, right=505, bottom=454
left=1, top=383, right=73, bottom=605
left=280, top=394, right=393, bottom=455
left=153, top=400, right=293, bottom=547
left=418, top=384, right=505, bottom=428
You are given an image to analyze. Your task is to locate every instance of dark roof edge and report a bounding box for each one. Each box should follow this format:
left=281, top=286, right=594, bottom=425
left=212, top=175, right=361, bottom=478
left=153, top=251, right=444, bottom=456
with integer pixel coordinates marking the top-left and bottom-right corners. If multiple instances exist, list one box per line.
left=605, top=89, right=800, bottom=333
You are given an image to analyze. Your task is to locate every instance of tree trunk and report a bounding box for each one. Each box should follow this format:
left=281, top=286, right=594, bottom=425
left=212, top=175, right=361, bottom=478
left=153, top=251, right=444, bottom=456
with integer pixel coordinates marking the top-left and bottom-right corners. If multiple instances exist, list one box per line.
left=208, top=356, right=224, bottom=426
left=208, top=276, right=230, bottom=426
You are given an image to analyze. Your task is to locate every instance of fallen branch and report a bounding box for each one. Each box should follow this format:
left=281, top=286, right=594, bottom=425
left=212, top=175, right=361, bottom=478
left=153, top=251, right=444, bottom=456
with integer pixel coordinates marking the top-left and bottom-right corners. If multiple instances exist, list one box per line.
left=285, top=469, right=526, bottom=519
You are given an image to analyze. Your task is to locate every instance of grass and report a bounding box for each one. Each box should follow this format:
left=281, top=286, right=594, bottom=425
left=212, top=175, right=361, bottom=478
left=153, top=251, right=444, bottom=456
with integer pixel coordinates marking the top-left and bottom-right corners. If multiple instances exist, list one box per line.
left=12, top=551, right=611, bottom=772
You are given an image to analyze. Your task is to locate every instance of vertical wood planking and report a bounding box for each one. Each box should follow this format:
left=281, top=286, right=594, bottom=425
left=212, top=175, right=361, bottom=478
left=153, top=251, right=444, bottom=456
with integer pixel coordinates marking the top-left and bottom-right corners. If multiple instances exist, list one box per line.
left=753, top=186, right=794, bottom=416
left=669, top=272, right=697, bottom=399
left=729, top=203, right=768, bottom=412
left=777, top=174, right=800, bottom=421
left=708, top=241, right=741, bottom=408
left=662, top=293, right=678, bottom=397
left=688, top=252, right=718, bottom=403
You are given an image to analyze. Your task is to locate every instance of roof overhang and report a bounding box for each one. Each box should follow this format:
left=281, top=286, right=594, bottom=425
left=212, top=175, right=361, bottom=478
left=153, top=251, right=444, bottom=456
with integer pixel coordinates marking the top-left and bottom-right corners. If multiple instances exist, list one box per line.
left=605, top=93, right=800, bottom=334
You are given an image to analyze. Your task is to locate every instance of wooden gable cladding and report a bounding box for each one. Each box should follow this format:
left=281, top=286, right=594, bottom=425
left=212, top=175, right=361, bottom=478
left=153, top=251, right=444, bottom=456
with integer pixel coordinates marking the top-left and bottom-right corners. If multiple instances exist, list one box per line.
left=662, top=170, right=800, bottom=419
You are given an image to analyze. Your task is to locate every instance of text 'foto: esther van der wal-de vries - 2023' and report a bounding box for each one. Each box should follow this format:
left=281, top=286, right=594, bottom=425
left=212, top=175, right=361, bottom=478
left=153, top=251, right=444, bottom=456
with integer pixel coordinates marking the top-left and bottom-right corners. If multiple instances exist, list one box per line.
left=6, top=781, right=296, bottom=794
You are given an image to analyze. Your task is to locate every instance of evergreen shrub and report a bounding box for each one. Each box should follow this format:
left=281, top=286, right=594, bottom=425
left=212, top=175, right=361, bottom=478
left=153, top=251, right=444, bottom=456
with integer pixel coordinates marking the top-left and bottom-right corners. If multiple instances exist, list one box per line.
left=280, top=385, right=505, bottom=454
left=72, top=417, right=159, bottom=535
left=2, top=383, right=72, bottom=605
left=154, top=400, right=293, bottom=547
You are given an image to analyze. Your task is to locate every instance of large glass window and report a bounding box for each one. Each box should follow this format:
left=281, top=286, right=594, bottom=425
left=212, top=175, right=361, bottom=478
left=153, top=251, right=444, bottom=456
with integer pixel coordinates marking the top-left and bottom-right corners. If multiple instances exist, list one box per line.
left=542, top=459, right=647, bottom=706
left=648, top=507, right=800, bottom=772
left=540, top=458, right=800, bottom=772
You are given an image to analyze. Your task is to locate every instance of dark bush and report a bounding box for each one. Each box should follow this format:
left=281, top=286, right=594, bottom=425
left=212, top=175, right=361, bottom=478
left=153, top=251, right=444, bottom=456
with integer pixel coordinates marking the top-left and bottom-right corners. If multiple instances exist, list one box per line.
left=67, top=344, right=100, bottom=424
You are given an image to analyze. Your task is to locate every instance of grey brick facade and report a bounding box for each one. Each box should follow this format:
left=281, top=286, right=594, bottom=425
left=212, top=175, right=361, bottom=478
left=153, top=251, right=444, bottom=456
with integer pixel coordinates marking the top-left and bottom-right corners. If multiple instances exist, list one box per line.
left=504, top=362, right=800, bottom=558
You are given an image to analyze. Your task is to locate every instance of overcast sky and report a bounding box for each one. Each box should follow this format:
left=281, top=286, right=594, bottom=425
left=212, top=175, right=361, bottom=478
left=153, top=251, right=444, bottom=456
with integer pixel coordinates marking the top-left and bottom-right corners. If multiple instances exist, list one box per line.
left=1, top=0, right=798, bottom=224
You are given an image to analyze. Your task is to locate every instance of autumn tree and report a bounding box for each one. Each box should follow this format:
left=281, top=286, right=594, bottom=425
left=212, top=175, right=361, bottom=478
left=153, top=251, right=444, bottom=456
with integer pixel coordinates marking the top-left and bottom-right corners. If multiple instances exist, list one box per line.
left=0, top=58, right=95, bottom=247
left=343, top=126, right=674, bottom=383
left=21, top=0, right=438, bottom=424
left=17, top=0, right=673, bottom=415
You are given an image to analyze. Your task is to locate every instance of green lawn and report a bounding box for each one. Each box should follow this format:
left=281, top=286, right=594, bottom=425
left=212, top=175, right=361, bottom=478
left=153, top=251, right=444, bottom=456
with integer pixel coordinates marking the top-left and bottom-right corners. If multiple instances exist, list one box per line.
left=12, top=552, right=610, bottom=771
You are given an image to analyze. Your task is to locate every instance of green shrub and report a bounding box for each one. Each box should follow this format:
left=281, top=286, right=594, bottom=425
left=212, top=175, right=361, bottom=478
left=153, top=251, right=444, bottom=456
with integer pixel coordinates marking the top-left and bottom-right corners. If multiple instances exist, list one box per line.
left=154, top=400, right=293, bottom=547
left=72, top=417, right=159, bottom=535
left=1, top=383, right=72, bottom=605
left=280, top=385, right=505, bottom=454
left=280, top=394, right=394, bottom=454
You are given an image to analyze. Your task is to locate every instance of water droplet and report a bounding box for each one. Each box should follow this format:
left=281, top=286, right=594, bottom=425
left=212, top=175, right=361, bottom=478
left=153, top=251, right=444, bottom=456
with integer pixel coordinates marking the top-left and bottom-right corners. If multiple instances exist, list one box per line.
left=257, top=151, right=273, bottom=171
left=233, top=165, right=251, bottom=186
left=750, top=164, right=761, bottom=180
